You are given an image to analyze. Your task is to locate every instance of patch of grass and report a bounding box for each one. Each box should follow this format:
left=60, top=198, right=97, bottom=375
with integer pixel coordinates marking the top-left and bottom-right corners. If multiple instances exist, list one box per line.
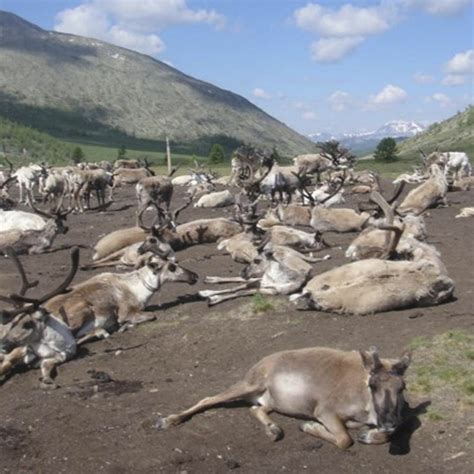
left=407, top=330, right=474, bottom=419
left=251, top=293, right=275, bottom=314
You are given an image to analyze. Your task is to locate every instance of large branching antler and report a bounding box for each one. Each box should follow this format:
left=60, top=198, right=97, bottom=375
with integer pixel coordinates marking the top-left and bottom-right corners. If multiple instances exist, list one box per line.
left=0, top=248, right=39, bottom=306
left=6, top=248, right=80, bottom=314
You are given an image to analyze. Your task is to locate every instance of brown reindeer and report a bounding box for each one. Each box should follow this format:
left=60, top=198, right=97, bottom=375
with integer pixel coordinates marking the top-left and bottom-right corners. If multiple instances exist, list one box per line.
left=156, top=346, right=411, bottom=449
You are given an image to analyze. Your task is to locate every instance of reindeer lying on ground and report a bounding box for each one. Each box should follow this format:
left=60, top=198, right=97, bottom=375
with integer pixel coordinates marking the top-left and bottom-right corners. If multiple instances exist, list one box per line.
left=39, top=255, right=198, bottom=344
left=194, top=190, right=235, bottom=208
left=199, top=240, right=329, bottom=305
left=456, top=207, right=474, bottom=218
left=346, top=191, right=427, bottom=260
left=83, top=209, right=175, bottom=270
left=398, top=163, right=448, bottom=215
left=156, top=346, right=411, bottom=449
left=291, top=230, right=454, bottom=315
left=258, top=204, right=312, bottom=229
left=0, top=197, right=70, bottom=254
left=0, top=248, right=79, bottom=388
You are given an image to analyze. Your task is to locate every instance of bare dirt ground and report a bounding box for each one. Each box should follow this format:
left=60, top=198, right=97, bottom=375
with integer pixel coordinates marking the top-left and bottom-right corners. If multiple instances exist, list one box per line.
left=0, top=182, right=473, bottom=473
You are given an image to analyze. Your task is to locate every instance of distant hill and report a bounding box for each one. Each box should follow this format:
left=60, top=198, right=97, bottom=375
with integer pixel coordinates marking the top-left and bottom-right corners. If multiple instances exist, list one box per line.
left=398, top=106, right=474, bottom=159
left=309, top=120, right=426, bottom=156
left=0, top=115, right=73, bottom=165
left=0, top=11, right=314, bottom=157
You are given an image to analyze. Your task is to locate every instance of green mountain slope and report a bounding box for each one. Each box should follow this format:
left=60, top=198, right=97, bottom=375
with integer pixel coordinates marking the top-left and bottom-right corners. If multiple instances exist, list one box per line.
left=398, top=106, right=474, bottom=159
left=0, top=115, right=73, bottom=165
left=0, top=11, right=314, bottom=157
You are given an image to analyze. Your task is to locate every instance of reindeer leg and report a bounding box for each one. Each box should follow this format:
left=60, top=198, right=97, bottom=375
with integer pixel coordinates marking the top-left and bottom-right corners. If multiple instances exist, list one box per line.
left=204, top=276, right=260, bottom=284
left=0, top=346, right=27, bottom=377
left=39, top=353, right=66, bottom=389
left=76, top=328, right=111, bottom=346
left=207, top=288, right=261, bottom=306
left=155, top=380, right=263, bottom=430
left=249, top=405, right=283, bottom=441
left=300, top=412, right=353, bottom=450
left=118, top=310, right=156, bottom=332
left=199, top=283, right=255, bottom=298
left=357, top=428, right=390, bottom=445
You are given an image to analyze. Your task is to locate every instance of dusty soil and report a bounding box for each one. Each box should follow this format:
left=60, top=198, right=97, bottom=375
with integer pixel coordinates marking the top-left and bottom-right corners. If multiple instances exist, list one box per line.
left=0, top=182, right=473, bottom=473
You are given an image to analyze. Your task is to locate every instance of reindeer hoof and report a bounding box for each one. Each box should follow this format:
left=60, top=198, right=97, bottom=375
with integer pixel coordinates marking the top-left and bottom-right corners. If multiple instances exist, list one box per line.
left=40, top=379, right=58, bottom=390
left=265, top=424, right=283, bottom=442
left=154, top=416, right=173, bottom=430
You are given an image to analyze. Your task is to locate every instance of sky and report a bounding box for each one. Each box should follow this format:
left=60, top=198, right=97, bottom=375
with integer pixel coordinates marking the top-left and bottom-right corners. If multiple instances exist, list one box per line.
left=1, top=0, right=473, bottom=136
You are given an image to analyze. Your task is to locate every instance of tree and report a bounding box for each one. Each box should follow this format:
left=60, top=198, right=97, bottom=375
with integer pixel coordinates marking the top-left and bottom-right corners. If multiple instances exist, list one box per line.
left=271, top=146, right=282, bottom=163
left=317, top=140, right=356, bottom=167
left=117, top=144, right=127, bottom=159
left=209, top=143, right=225, bottom=164
left=72, top=146, right=84, bottom=164
left=373, top=137, right=399, bottom=161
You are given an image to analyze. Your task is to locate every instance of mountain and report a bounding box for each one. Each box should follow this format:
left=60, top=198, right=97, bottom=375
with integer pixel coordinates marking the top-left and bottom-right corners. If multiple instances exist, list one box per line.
left=309, top=120, right=426, bottom=156
left=0, top=11, right=313, bottom=156
left=398, top=106, right=474, bottom=159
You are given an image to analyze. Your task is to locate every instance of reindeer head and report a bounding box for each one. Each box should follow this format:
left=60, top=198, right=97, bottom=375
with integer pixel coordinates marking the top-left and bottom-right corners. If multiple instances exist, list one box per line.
left=0, top=308, right=48, bottom=354
left=27, top=191, right=71, bottom=234
left=360, top=347, right=411, bottom=434
left=0, top=248, right=79, bottom=356
left=145, top=258, right=198, bottom=286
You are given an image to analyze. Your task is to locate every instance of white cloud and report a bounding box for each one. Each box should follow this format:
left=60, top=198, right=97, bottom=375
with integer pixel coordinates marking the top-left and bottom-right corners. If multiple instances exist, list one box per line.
left=302, top=111, right=317, bottom=120
left=441, top=74, right=466, bottom=86
left=252, top=88, right=271, bottom=100
left=369, top=84, right=408, bottom=105
left=311, top=36, right=364, bottom=62
left=429, top=92, right=453, bottom=107
left=403, top=0, right=471, bottom=16
left=441, top=49, right=474, bottom=86
left=293, top=1, right=470, bottom=64
left=413, top=72, right=435, bottom=84
left=445, top=49, right=474, bottom=75
left=293, top=2, right=395, bottom=62
left=294, top=3, right=390, bottom=37
left=54, top=0, right=225, bottom=56
left=328, top=90, right=353, bottom=111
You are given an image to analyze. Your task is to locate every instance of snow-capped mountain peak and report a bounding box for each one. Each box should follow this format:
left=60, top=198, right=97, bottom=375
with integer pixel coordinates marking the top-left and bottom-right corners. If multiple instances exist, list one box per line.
left=308, top=120, right=426, bottom=154
left=374, top=120, right=425, bottom=138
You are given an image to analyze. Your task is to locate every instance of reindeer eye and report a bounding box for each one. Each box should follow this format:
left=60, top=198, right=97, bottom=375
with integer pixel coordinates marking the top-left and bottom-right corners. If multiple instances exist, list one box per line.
left=168, top=263, right=177, bottom=272
left=23, top=321, right=35, bottom=330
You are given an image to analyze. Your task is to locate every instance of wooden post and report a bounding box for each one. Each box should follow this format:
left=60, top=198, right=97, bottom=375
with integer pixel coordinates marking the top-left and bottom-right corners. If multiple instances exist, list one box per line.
left=166, top=136, right=171, bottom=173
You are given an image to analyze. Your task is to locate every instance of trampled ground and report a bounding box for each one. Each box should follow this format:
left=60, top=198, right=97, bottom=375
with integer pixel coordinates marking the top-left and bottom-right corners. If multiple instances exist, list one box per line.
left=0, top=182, right=473, bottom=473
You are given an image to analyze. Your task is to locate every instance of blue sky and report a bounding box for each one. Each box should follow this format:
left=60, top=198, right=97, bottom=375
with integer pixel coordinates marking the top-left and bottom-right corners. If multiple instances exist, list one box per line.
left=1, top=0, right=473, bottom=135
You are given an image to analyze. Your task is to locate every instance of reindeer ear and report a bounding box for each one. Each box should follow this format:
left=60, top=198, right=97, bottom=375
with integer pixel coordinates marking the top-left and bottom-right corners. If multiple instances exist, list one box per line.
left=360, top=346, right=383, bottom=373
left=392, top=350, right=412, bottom=375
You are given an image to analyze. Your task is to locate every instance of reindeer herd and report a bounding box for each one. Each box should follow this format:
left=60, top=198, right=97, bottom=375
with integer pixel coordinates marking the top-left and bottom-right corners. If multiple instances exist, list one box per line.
left=0, top=145, right=472, bottom=450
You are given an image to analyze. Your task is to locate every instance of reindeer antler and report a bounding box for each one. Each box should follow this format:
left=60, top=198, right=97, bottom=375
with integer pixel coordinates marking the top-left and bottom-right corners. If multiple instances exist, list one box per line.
left=8, top=248, right=80, bottom=312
